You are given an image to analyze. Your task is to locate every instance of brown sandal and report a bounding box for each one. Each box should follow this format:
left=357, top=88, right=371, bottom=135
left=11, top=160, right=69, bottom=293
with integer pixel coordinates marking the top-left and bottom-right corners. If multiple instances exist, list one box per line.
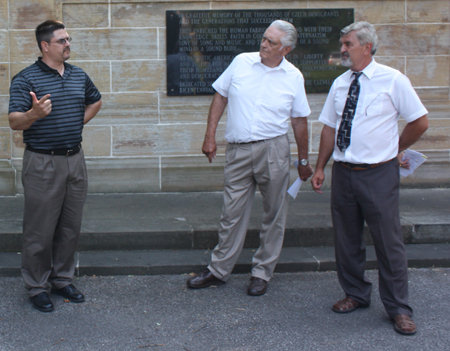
left=332, top=296, right=368, bottom=313
left=393, top=314, right=417, bottom=335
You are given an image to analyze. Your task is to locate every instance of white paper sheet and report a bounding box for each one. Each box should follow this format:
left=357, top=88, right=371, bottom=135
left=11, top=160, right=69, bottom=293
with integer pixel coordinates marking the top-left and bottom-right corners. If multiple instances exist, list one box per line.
left=400, top=149, right=427, bottom=177
left=287, top=160, right=303, bottom=199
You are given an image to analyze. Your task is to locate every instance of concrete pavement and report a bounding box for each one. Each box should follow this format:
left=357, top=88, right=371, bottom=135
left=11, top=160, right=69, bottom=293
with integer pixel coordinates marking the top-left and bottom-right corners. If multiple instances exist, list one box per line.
left=0, top=269, right=449, bottom=350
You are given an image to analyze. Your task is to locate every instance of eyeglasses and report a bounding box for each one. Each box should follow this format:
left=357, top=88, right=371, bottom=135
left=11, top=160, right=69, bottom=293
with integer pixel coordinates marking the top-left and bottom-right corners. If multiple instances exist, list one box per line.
left=48, top=37, right=72, bottom=45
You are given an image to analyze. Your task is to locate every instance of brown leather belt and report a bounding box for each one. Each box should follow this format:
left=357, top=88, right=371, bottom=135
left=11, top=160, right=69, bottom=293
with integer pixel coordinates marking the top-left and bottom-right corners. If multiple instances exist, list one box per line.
left=338, top=159, right=393, bottom=171
left=237, top=139, right=267, bottom=145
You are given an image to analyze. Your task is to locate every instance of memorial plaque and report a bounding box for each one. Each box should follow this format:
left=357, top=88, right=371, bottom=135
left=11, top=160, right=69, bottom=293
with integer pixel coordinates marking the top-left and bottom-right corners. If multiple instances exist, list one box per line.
left=167, top=9, right=354, bottom=95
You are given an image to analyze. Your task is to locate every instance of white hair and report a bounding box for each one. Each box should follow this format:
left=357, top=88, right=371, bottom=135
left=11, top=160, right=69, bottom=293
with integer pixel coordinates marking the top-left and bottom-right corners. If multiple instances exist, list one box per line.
left=341, top=21, right=378, bottom=55
left=269, top=20, right=298, bottom=49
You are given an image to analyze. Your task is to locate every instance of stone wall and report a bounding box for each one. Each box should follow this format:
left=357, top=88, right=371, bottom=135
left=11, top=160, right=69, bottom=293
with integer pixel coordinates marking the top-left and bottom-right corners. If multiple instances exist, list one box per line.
left=1, top=0, right=449, bottom=195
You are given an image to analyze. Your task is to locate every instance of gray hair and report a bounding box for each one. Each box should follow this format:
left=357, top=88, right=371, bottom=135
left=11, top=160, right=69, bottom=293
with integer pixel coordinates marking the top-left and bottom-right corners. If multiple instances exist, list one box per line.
left=269, top=20, right=298, bottom=49
left=341, top=21, right=378, bottom=55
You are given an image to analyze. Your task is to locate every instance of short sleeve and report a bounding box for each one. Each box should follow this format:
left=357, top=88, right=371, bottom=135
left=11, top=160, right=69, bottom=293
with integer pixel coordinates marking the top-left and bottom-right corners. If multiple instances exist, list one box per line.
left=9, top=76, right=33, bottom=114
left=291, top=75, right=311, bottom=118
left=318, top=82, right=340, bottom=128
left=84, top=74, right=102, bottom=105
left=211, top=55, right=240, bottom=98
left=391, top=74, right=428, bottom=123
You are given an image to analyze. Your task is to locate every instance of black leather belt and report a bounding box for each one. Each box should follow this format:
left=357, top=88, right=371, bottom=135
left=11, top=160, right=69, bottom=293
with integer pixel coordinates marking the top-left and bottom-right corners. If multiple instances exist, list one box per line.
left=26, top=144, right=81, bottom=156
left=338, top=159, right=392, bottom=171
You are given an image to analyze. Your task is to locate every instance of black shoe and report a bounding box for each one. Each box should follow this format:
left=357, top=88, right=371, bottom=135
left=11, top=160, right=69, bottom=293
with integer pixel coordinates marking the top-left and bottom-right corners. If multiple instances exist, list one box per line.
left=30, top=292, right=54, bottom=312
left=51, top=284, right=85, bottom=303
left=247, top=277, right=268, bottom=296
left=187, top=268, right=225, bottom=289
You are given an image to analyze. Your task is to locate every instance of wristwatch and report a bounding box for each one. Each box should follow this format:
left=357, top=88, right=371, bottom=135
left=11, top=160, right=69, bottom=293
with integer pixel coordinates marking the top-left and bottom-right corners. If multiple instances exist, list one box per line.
left=300, top=159, right=309, bottom=166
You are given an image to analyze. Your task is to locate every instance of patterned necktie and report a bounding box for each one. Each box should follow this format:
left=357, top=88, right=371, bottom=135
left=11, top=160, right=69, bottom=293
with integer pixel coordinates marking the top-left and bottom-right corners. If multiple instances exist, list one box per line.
left=336, top=72, right=363, bottom=152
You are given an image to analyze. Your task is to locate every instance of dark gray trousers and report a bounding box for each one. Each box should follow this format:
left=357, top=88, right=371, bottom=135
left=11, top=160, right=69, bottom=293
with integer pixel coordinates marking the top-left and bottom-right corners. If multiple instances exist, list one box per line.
left=21, top=148, right=88, bottom=297
left=331, top=158, right=412, bottom=318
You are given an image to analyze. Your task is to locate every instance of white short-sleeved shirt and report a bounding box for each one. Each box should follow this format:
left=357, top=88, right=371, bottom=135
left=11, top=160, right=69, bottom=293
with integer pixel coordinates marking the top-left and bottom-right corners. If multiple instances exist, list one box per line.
left=319, top=60, right=428, bottom=164
left=212, top=52, right=311, bottom=143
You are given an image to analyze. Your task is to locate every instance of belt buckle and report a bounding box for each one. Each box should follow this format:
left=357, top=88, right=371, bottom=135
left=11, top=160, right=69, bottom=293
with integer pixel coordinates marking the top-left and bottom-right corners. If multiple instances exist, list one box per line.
left=66, top=148, right=73, bottom=156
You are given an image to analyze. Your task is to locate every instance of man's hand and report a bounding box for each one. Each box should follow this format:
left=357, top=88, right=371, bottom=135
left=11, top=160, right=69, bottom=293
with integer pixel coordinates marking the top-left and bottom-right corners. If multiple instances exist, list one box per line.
left=297, top=163, right=313, bottom=181
left=30, top=92, right=52, bottom=120
left=311, top=169, right=325, bottom=194
left=202, top=135, right=217, bottom=163
left=397, top=151, right=410, bottom=169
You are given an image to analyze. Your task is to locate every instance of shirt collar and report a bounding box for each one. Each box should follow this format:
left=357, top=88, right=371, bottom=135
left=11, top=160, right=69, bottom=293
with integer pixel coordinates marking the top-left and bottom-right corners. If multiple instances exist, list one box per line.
left=251, top=53, right=289, bottom=72
left=36, top=57, right=72, bottom=75
left=348, top=59, right=377, bottom=81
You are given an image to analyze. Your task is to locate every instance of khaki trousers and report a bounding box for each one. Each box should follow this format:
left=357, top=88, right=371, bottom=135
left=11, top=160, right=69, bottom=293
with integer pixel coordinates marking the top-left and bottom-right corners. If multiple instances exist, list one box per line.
left=208, top=134, right=290, bottom=282
left=21, top=148, right=88, bottom=297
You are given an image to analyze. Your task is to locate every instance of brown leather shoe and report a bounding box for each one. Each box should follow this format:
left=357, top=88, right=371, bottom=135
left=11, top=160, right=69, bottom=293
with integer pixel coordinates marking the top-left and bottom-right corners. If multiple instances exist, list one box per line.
left=247, top=277, right=268, bottom=296
left=332, top=296, right=369, bottom=313
left=187, top=268, right=225, bottom=289
left=393, top=314, right=417, bottom=335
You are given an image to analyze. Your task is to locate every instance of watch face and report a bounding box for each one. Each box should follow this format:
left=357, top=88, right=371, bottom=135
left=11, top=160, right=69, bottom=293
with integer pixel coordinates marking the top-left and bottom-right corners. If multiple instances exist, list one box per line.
left=301, top=159, right=308, bottom=166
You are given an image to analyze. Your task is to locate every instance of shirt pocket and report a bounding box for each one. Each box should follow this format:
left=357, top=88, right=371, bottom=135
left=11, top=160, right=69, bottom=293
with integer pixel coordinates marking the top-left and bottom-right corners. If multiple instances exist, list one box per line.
left=364, top=93, right=384, bottom=117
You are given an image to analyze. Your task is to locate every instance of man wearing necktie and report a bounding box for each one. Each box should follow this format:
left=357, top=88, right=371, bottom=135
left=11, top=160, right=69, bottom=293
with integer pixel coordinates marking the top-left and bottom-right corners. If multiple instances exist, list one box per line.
left=311, top=22, right=428, bottom=335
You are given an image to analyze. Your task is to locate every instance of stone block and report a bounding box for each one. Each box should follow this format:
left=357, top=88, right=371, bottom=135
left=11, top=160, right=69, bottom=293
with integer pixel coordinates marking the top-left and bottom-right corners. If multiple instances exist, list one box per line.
left=9, top=0, right=57, bottom=29
left=296, top=0, right=405, bottom=24
left=11, top=159, right=23, bottom=194
left=111, top=2, right=210, bottom=28
left=10, top=63, right=32, bottom=78
left=9, top=31, right=40, bottom=63
left=71, top=61, right=111, bottom=93
left=11, top=131, right=25, bottom=158
left=376, top=24, right=450, bottom=56
left=423, top=101, right=450, bottom=119
left=161, top=156, right=225, bottom=192
left=407, top=1, right=450, bottom=23
left=0, top=128, right=11, bottom=159
left=63, top=3, right=109, bottom=28
left=85, top=157, right=160, bottom=193
left=112, top=123, right=226, bottom=156
left=111, top=60, right=165, bottom=92
left=159, top=95, right=214, bottom=123
left=93, top=93, right=159, bottom=125
left=400, top=157, right=450, bottom=188
left=407, top=56, right=450, bottom=87
left=416, top=87, right=450, bottom=101
left=0, top=31, right=8, bottom=62
left=0, top=0, right=7, bottom=29
left=0, top=64, right=9, bottom=96
left=376, top=56, right=405, bottom=74
left=0, top=160, right=16, bottom=196
left=399, top=119, right=450, bottom=150
left=67, top=29, right=158, bottom=61
left=0, top=96, right=10, bottom=128
left=82, top=125, right=111, bottom=157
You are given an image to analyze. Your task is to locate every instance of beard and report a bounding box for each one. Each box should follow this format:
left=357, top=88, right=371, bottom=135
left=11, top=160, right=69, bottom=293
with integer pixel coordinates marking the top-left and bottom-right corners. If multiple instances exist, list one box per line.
left=341, top=54, right=353, bottom=67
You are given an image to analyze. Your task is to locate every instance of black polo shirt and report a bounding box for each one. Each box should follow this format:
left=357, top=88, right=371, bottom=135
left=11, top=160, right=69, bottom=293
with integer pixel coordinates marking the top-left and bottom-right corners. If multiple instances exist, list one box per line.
left=9, top=58, right=102, bottom=150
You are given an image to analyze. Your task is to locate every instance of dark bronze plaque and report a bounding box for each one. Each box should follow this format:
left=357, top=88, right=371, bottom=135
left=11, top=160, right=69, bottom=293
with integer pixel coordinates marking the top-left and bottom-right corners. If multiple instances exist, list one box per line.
left=167, top=9, right=354, bottom=96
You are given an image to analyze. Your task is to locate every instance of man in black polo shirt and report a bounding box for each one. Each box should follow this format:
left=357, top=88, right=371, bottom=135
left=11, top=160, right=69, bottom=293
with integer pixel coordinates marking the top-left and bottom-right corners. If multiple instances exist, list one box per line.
left=8, top=20, right=102, bottom=312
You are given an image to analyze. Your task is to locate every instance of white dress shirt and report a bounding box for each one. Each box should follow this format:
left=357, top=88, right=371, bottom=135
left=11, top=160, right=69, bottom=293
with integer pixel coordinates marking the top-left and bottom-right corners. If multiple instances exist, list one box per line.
left=319, top=59, right=428, bottom=164
left=212, top=52, right=311, bottom=143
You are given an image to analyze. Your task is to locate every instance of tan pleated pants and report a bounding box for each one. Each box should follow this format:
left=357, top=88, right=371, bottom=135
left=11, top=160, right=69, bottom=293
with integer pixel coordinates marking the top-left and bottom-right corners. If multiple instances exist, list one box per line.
left=208, top=133, right=290, bottom=282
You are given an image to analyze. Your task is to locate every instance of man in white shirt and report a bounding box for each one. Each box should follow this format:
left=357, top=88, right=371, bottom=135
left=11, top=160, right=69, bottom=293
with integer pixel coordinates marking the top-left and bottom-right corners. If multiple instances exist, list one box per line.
left=187, top=20, right=313, bottom=296
left=311, top=21, right=428, bottom=335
